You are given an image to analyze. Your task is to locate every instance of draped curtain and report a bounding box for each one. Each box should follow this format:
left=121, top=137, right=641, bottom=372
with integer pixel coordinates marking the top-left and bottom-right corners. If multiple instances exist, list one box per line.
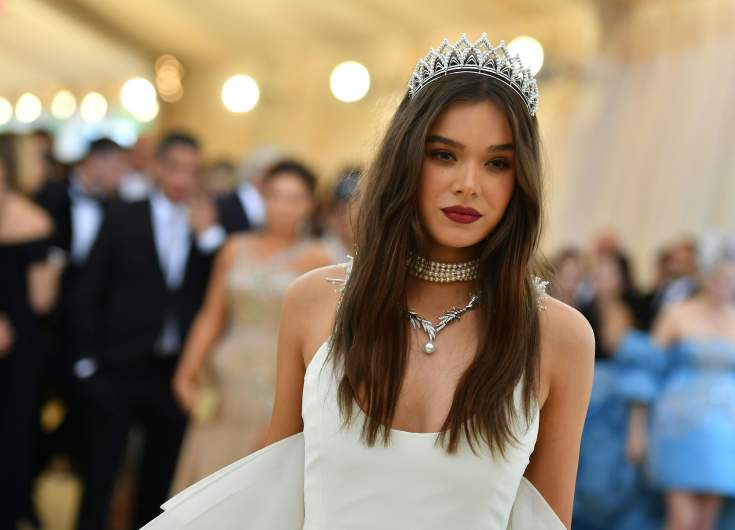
left=543, top=0, right=735, bottom=282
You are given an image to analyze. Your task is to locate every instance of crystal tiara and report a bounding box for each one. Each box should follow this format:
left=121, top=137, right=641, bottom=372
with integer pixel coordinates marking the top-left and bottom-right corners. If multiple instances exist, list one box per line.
left=407, top=33, right=539, bottom=117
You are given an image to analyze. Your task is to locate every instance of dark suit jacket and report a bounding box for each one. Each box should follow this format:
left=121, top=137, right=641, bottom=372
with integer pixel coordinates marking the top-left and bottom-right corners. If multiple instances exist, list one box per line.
left=216, top=191, right=251, bottom=234
left=71, top=199, right=216, bottom=367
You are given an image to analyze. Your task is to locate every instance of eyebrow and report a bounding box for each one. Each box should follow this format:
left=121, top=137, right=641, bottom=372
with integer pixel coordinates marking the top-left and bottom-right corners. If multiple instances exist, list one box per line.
left=426, top=134, right=514, bottom=153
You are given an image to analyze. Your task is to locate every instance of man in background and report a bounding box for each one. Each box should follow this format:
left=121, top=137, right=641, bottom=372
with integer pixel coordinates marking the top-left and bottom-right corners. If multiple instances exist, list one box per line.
left=72, top=132, right=226, bottom=529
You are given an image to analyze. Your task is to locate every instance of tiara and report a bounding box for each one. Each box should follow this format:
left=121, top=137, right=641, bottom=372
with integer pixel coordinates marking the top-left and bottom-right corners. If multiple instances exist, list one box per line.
left=407, top=33, right=539, bottom=117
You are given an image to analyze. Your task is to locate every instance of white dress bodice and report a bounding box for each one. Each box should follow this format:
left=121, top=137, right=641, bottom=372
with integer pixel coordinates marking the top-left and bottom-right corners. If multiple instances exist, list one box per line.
left=140, top=273, right=564, bottom=530
left=302, top=340, right=540, bottom=530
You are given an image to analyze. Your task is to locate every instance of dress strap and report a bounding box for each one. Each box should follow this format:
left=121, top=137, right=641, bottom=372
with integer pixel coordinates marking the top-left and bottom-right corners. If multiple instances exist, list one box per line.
left=533, top=276, right=550, bottom=311
left=325, top=255, right=353, bottom=298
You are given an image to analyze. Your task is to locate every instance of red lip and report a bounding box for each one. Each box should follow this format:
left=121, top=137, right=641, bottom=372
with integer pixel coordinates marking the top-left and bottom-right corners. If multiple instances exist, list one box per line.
left=441, top=205, right=482, bottom=224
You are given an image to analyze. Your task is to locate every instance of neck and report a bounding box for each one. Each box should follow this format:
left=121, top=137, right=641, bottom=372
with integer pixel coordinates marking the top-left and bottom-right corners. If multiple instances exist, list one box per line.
left=260, top=227, right=301, bottom=246
left=424, top=243, right=480, bottom=263
left=77, top=169, right=103, bottom=197
left=159, top=188, right=186, bottom=206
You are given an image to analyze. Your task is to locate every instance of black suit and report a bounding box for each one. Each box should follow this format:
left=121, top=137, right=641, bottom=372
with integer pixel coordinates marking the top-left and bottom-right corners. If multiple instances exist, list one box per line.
left=72, top=198, right=217, bottom=530
left=216, top=191, right=252, bottom=234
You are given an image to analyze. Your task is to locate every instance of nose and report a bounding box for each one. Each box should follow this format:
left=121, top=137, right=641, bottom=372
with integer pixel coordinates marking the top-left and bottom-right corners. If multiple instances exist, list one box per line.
left=452, top=162, right=480, bottom=197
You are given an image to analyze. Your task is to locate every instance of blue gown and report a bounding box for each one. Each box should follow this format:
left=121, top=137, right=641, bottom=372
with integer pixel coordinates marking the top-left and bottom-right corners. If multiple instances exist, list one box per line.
left=648, top=338, right=735, bottom=497
left=573, top=331, right=663, bottom=530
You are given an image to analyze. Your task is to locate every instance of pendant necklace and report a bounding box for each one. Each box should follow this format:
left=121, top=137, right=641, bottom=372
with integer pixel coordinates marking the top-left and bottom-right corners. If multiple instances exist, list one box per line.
left=408, top=292, right=480, bottom=354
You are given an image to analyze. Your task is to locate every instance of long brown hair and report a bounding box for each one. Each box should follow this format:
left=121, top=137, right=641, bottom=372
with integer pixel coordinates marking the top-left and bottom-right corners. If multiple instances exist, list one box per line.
left=329, top=73, right=544, bottom=455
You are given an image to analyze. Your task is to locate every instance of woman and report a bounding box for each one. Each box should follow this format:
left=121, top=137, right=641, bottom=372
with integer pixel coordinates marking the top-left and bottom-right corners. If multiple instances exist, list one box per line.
left=551, top=247, right=585, bottom=307
left=143, top=33, right=594, bottom=530
left=573, top=251, right=662, bottom=530
left=320, top=166, right=360, bottom=262
left=170, top=160, right=332, bottom=491
left=0, top=133, right=64, bottom=529
left=645, top=235, right=735, bottom=530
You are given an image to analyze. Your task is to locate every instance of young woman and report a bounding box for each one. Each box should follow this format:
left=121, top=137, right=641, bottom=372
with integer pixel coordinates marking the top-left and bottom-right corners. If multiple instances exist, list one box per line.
left=645, top=236, right=735, bottom=530
left=170, top=160, right=332, bottom=491
left=142, top=33, right=594, bottom=530
left=573, top=251, right=663, bottom=530
left=0, top=133, right=64, bottom=529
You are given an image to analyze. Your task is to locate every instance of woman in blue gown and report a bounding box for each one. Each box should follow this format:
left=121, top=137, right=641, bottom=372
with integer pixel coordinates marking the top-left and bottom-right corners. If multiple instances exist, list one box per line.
left=573, top=251, right=663, bottom=530
left=645, top=236, right=735, bottom=530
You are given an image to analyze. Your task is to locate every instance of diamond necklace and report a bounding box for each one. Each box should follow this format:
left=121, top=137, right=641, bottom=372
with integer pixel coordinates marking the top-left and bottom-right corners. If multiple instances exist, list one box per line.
left=408, top=292, right=480, bottom=354
left=408, top=254, right=480, bottom=283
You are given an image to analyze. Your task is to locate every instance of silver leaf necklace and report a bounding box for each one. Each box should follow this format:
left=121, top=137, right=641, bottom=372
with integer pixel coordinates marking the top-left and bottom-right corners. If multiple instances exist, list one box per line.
left=408, top=292, right=480, bottom=354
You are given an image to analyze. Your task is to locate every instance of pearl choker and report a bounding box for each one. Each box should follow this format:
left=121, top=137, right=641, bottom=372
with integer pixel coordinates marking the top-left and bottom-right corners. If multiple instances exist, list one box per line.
left=408, top=254, right=480, bottom=283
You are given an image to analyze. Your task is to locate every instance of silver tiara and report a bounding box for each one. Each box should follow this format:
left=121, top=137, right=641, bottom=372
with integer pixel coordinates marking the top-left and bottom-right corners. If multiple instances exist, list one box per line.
left=407, top=33, right=539, bottom=117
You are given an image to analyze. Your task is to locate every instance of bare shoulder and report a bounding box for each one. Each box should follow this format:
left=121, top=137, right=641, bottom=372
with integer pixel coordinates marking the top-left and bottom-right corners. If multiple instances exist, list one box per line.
left=1, top=194, right=53, bottom=241
left=227, top=232, right=257, bottom=253
left=538, top=296, right=595, bottom=403
left=214, top=234, right=250, bottom=267
left=284, top=263, right=347, bottom=319
left=283, top=263, right=348, bottom=362
left=650, top=298, right=693, bottom=343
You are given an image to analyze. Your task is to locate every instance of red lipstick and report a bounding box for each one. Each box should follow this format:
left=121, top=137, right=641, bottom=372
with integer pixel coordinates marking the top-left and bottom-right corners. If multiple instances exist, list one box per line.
left=441, top=205, right=482, bottom=224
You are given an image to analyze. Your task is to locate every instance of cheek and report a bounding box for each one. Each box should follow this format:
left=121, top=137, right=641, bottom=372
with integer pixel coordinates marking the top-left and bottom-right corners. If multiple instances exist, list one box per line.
left=480, top=174, right=515, bottom=210
left=418, top=165, right=445, bottom=213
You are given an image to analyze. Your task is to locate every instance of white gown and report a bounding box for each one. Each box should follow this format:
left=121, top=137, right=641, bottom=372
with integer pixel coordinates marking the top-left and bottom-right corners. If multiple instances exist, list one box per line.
left=141, top=334, right=565, bottom=530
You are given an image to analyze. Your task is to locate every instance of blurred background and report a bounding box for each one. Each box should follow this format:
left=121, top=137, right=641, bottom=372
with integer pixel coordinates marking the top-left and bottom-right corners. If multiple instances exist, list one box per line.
left=2, top=0, right=735, bottom=529
left=2, top=0, right=733, bottom=271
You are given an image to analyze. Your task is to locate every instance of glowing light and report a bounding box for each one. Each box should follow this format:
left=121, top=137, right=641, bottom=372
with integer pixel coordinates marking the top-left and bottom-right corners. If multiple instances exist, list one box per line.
left=132, top=99, right=160, bottom=122
left=15, top=93, right=42, bottom=123
left=155, top=55, right=185, bottom=103
left=121, top=77, right=158, bottom=117
left=0, top=97, right=12, bottom=126
left=330, top=61, right=370, bottom=103
left=508, top=36, right=544, bottom=76
left=221, top=75, right=260, bottom=113
left=155, top=54, right=184, bottom=78
left=51, top=90, right=77, bottom=119
left=79, top=92, right=107, bottom=123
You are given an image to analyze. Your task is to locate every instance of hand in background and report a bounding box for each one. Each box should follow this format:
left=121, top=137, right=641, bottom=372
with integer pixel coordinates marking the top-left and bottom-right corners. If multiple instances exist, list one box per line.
left=173, top=364, right=201, bottom=413
left=190, top=192, right=218, bottom=235
left=625, top=403, right=649, bottom=465
left=0, top=315, right=14, bottom=357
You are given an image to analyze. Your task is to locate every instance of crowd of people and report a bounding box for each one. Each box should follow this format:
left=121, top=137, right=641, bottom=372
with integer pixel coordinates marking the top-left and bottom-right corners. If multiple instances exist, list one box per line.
left=560, top=236, right=735, bottom=529
left=0, top=130, right=357, bottom=530
left=1, top=127, right=735, bottom=530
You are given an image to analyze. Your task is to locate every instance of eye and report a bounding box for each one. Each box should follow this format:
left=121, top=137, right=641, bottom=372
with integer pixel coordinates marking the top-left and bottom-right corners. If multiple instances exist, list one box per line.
left=487, top=158, right=511, bottom=170
left=429, top=149, right=456, bottom=162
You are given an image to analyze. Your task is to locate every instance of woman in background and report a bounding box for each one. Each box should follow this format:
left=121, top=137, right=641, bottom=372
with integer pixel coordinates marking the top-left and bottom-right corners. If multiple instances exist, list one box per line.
left=321, top=166, right=359, bottom=263
left=551, top=247, right=584, bottom=307
left=646, top=235, right=735, bottom=530
left=170, top=160, right=332, bottom=491
left=573, top=250, right=662, bottom=530
left=0, top=133, right=64, bottom=530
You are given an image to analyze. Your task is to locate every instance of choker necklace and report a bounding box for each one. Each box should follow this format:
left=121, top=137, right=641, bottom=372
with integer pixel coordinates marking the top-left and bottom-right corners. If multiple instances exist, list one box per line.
left=408, top=254, right=480, bottom=283
left=408, top=292, right=480, bottom=354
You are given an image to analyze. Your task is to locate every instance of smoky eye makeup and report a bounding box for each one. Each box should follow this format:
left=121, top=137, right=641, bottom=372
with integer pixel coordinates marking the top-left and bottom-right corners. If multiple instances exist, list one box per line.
left=487, top=157, right=512, bottom=170
left=428, top=148, right=456, bottom=162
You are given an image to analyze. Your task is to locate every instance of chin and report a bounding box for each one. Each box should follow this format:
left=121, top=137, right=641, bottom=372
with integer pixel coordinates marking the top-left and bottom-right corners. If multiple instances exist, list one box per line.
left=430, top=232, right=486, bottom=251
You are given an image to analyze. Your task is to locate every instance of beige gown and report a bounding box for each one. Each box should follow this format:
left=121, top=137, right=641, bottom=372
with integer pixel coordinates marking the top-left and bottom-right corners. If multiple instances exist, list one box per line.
left=170, top=243, right=304, bottom=493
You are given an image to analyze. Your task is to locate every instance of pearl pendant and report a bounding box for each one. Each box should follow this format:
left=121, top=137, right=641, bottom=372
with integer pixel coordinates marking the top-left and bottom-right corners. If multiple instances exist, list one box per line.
left=424, top=341, right=436, bottom=354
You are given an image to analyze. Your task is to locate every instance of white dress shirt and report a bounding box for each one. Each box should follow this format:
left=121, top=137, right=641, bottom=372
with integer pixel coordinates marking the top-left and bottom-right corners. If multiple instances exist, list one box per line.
left=149, top=190, right=225, bottom=355
left=237, top=182, right=266, bottom=227
left=69, top=174, right=104, bottom=265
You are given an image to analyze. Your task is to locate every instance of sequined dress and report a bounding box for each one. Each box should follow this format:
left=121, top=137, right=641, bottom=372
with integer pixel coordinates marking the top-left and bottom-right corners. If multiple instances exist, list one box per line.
left=648, top=338, right=735, bottom=496
left=171, top=244, right=304, bottom=493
